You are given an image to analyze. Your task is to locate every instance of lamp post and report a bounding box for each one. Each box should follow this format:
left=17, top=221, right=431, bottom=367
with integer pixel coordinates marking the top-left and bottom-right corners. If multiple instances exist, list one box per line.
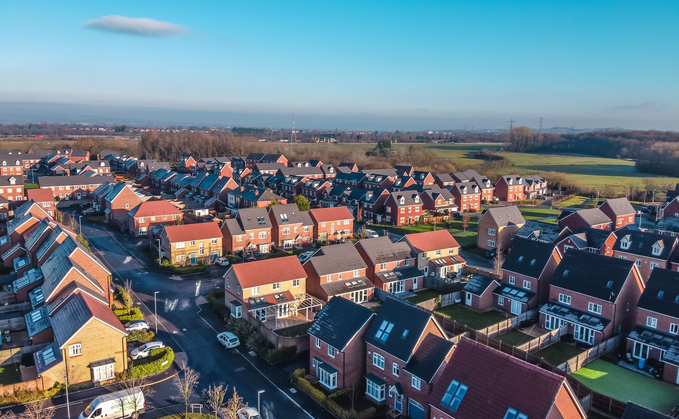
left=64, top=375, right=71, bottom=419
left=78, top=215, right=83, bottom=237
left=257, top=390, right=265, bottom=414
left=653, top=189, right=657, bottom=204
left=154, top=291, right=160, bottom=334
left=157, top=239, right=161, bottom=266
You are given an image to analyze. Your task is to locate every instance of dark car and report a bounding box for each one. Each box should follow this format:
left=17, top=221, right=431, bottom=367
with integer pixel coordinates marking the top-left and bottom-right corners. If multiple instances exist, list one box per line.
left=243, top=255, right=257, bottom=262
left=485, top=248, right=497, bottom=258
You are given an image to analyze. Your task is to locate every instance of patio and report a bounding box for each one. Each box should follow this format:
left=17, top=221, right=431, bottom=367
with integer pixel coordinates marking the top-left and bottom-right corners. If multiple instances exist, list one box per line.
left=572, top=359, right=679, bottom=414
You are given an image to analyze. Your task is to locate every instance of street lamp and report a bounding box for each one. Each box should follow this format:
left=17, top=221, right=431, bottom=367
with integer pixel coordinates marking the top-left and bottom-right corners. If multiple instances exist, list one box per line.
left=154, top=291, right=160, bottom=335
left=78, top=215, right=83, bottom=237
left=653, top=189, right=657, bottom=204
left=157, top=239, right=162, bottom=266
left=64, top=375, right=71, bottom=419
left=257, top=390, right=265, bottom=415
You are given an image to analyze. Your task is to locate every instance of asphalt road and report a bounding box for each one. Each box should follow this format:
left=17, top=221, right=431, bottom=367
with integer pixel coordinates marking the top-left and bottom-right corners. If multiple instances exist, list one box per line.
left=44, top=213, right=334, bottom=419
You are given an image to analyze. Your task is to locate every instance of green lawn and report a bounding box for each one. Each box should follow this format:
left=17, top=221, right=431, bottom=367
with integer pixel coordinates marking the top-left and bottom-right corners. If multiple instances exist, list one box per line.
left=406, top=289, right=442, bottom=304
left=535, top=342, right=584, bottom=366
left=557, top=196, right=588, bottom=207
left=519, top=208, right=561, bottom=217
left=572, top=360, right=679, bottom=414
left=0, top=364, right=21, bottom=385
left=497, top=330, right=533, bottom=347
left=24, top=183, right=38, bottom=189
left=452, top=231, right=478, bottom=249
left=435, top=305, right=510, bottom=330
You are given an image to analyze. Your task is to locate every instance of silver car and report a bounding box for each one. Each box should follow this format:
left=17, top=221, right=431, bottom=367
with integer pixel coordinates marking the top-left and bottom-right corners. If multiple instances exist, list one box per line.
left=125, top=320, right=150, bottom=332
left=130, top=341, right=165, bottom=360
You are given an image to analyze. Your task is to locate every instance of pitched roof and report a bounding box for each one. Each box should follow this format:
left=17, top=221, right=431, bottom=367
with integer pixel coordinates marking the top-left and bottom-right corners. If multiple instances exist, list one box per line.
left=613, top=228, right=676, bottom=259
left=237, top=207, right=272, bottom=230
left=404, top=230, right=459, bottom=253
left=38, top=175, right=115, bottom=187
left=389, top=191, right=422, bottom=206
left=567, top=227, right=615, bottom=249
left=163, top=222, right=222, bottom=243
left=403, top=334, right=454, bottom=382
left=463, top=274, right=498, bottom=296
left=309, top=206, right=354, bottom=223
left=515, top=220, right=567, bottom=243
left=128, top=200, right=182, bottom=218
left=51, top=293, right=126, bottom=348
left=307, top=296, right=374, bottom=351
left=27, top=188, right=54, bottom=202
left=479, top=206, right=526, bottom=228
left=357, top=236, right=413, bottom=265
left=308, top=243, right=367, bottom=276
left=0, top=175, right=24, bottom=186
left=430, top=337, right=568, bottom=419
left=637, top=269, right=679, bottom=319
left=601, top=197, right=635, bottom=216
left=501, top=238, right=557, bottom=278
left=551, top=251, right=634, bottom=301
left=365, top=297, right=439, bottom=361
left=268, top=204, right=313, bottom=226
left=231, top=256, right=306, bottom=289
left=560, top=208, right=611, bottom=226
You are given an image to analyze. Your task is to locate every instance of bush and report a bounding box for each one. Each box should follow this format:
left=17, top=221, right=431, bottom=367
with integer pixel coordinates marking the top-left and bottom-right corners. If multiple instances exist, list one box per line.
left=246, top=332, right=268, bottom=353
left=114, top=307, right=144, bottom=323
left=227, top=318, right=256, bottom=339
left=325, top=399, right=344, bottom=417
left=357, top=407, right=376, bottom=419
left=0, top=382, right=65, bottom=407
left=127, top=330, right=155, bottom=343
left=265, top=345, right=296, bottom=364
left=293, top=368, right=305, bottom=380
left=226, top=255, right=242, bottom=264
left=159, top=260, right=209, bottom=275
left=128, top=347, right=174, bottom=379
left=295, top=375, right=326, bottom=404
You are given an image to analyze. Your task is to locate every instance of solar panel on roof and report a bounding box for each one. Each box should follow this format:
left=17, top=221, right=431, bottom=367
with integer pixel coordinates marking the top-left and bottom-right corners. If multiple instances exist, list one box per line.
left=31, top=310, right=42, bottom=322
left=42, top=347, right=56, bottom=365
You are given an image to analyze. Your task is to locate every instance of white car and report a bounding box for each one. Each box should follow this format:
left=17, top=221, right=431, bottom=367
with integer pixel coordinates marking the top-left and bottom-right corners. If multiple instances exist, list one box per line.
left=237, top=407, right=260, bottom=419
left=130, top=341, right=165, bottom=360
left=125, top=320, right=150, bottom=332
left=215, top=257, right=230, bottom=267
left=217, top=331, right=240, bottom=349
left=364, top=229, right=379, bottom=238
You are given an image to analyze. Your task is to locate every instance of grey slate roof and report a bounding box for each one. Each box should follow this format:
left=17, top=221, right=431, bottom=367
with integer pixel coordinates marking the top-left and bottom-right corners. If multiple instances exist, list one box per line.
left=601, top=197, right=635, bottom=216
left=365, top=296, right=440, bottom=362
left=515, top=220, right=566, bottom=243
left=567, top=227, right=615, bottom=249
left=39, top=175, right=115, bottom=187
left=36, top=224, right=68, bottom=262
left=613, top=228, right=676, bottom=260
left=637, top=268, right=679, bottom=319
left=25, top=306, right=50, bottom=337
left=51, top=294, right=95, bottom=347
left=308, top=243, right=367, bottom=276
left=479, top=206, right=526, bottom=228
left=24, top=219, right=52, bottom=251
left=551, top=251, right=634, bottom=302
left=501, top=238, right=557, bottom=279
left=268, top=204, right=313, bottom=227
left=357, top=236, right=414, bottom=265
left=655, top=216, right=679, bottom=234
left=463, top=274, right=498, bottom=296
left=307, top=296, right=375, bottom=351
left=560, top=208, right=611, bottom=227
left=403, top=334, right=454, bottom=382
left=493, top=283, right=536, bottom=304
left=237, top=207, right=271, bottom=230
left=320, top=276, right=374, bottom=297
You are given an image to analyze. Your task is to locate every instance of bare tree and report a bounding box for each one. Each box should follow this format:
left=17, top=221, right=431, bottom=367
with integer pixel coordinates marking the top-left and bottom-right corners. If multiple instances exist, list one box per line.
left=67, top=214, right=80, bottom=233
left=462, top=214, right=470, bottom=232
left=222, top=387, right=248, bottom=419
left=123, top=279, right=135, bottom=314
left=346, top=382, right=362, bottom=411
left=493, top=251, right=505, bottom=277
left=23, top=400, right=55, bottom=419
left=203, top=384, right=228, bottom=419
left=117, top=376, right=156, bottom=416
left=174, top=361, right=200, bottom=418
left=0, top=410, right=17, bottom=419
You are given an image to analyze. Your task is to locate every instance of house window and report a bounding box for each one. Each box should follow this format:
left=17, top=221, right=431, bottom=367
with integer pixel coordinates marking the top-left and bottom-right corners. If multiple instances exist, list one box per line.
left=282, top=228, right=290, bottom=235
left=139, top=227, right=147, bottom=236
left=318, top=368, right=337, bottom=390
left=366, top=379, right=385, bottom=401
left=304, top=226, right=309, bottom=232
left=558, top=293, right=571, bottom=305
left=151, top=216, right=156, bottom=221
left=176, top=242, right=186, bottom=249
left=498, top=295, right=504, bottom=306
left=647, top=316, right=658, bottom=328
left=237, top=285, right=241, bottom=295
left=651, top=262, right=659, bottom=269
left=293, top=279, right=300, bottom=287
left=93, top=363, right=115, bottom=382
left=69, top=344, right=82, bottom=357
left=435, top=250, right=441, bottom=256
left=250, top=233, right=255, bottom=240
left=236, top=235, right=243, bottom=242
left=259, top=232, right=267, bottom=239
left=163, top=215, right=167, bottom=220
left=321, top=222, right=326, bottom=228
left=509, top=276, right=515, bottom=285
left=373, top=353, right=385, bottom=369
left=621, top=240, right=630, bottom=250
left=139, top=217, right=146, bottom=223
left=671, top=324, right=678, bottom=335
left=176, top=255, right=186, bottom=262
left=441, top=380, right=468, bottom=412
left=190, top=240, right=196, bottom=246
left=252, top=287, right=260, bottom=295
left=328, top=345, right=336, bottom=358
left=272, top=282, right=280, bottom=290
left=588, top=302, right=602, bottom=314
left=125, top=204, right=129, bottom=209
left=574, top=324, right=595, bottom=345
left=504, top=408, right=529, bottom=419
left=488, top=228, right=496, bottom=236
left=523, top=280, right=531, bottom=290
left=652, top=246, right=662, bottom=256
left=633, top=341, right=650, bottom=360
left=231, top=305, right=241, bottom=318
left=350, top=289, right=369, bottom=303
left=211, top=238, right=218, bottom=245
left=411, top=376, right=421, bottom=390
left=636, top=260, right=641, bottom=267
left=315, top=337, right=321, bottom=348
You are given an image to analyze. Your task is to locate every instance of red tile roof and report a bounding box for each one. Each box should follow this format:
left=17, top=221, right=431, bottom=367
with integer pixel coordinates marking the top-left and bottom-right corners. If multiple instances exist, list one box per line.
left=81, top=292, right=127, bottom=335
left=309, top=206, right=353, bottom=223
left=405, top=230, right=460, bottom=253
left=431, top=337, right=567, bottom=418
left=129, top=200, right=183, bottom=218
left=27, top=189, right=55, bottom=202
left=232, top=256, right=306, bottom=289
left=164, top=222, right=222, bottom=243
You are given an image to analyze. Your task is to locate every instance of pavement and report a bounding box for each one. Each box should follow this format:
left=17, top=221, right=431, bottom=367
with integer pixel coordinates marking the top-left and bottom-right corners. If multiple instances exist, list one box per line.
left=15, top=210, right=334, bottom=419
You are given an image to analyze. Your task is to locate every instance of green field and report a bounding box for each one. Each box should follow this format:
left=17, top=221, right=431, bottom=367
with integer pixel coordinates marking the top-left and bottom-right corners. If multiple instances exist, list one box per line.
left=572, top=360, right=679, bottom=414
left=557, top=196, right=588, bottom=207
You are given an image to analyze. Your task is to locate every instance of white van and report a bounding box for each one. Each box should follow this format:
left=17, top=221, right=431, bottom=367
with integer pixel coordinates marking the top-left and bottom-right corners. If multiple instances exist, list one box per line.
left=79, top=387, right=145, bottom=419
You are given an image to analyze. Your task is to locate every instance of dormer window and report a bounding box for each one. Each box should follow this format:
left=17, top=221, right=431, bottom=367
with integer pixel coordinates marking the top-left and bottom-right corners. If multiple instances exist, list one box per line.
left=620, top=238, right=630, bottom=250
left=9, top=177, right=15, bottom=185
left=399, top=197, right=405, bottom=205
left=652, top=243, right=662, bottom=256
left=414, top=196, right=419, bottom=203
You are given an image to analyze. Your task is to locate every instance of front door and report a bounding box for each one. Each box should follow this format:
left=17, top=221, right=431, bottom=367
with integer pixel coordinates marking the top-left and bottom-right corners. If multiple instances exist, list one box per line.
left=190, top=253, right=196, bottom=265
left=413, top=277, right=418, bottom=290
left=394, top=394, right=403, bottom=412
left=511, top=300, right=522, bottom=315
left=76, top=193, right=81, bottom=199
left=465, top=292, right=472, bottom=306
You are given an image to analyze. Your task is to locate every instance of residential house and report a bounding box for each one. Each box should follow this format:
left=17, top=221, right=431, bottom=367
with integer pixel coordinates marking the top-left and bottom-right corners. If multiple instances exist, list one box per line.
left=394, top=166, right=415, bottom=177
left=655, top=216, right=679, bottom=238
left=452, top=169, right=494, bottom=202
left=245, top=153, right=288, bottom=169
left=103, top=183, right=143, bottom=230
left=26, top=189, right=56, bottom=218
left=495, top=175, right=525, bottom=202
left=382, top=192, right=423, bottom=226
left=515, top=220, right=570, bottom=244
left=389, top=176, right=417, bottom=192
left=363, top=174, right=395, bottom=190
left=599, top=198, right=636, bottom=230
left=0, top=196, right=9, bottom=220
left=359, top=189, right=390, bottom=223
left=450, top=183, right=481, bottom=212
left=540, top=251, right=644, bottom=345
left=523, top=174, right=549, bottom=199
left=206, top=176, right=238, bottom=208
left=338, top=163, right=359, bottom=172
left=333, top=172, right=368, bottom=188
left=411, top=171, right=435, bottom=187
left=309, top=207, right=354, bottom=242
left=69, top=150, right=90, bottom=163
left=299, top=180, right=332, bottom=204
left=556, top=227, right=617, bottom=257
left=179, top=155, right=197, bottom=172
left=403, top=230, right=464, bottom=278
left=463, top=273, right=501, bottom=310
left=127, top=200, right=183, bottom=237
left=158, top=222, right=222, bottom=265
left=221, top=207, right=272, bottom=254
left=419, top=187, right=457, bottom=215
left=558, top=208, right=612, bottom=231
left=0, top=157, right=23, bottom=177
left=434, top=174, right=455, bottom=189
left=268, top=204, right=313, bottom=249
left=0, top=175, right=24, bottom=202
left=253, top=163, right=287, bottom=175
left=303, top=243, right=374, bottom=303
left=476, top=206, right=526, bottom=251
left=241, top=188, right=287, bottom=209
left=277, top=166, right=325, bottom=180
left=356, top=237, right=421, bottom=294
left=308, top=297, right=375, bottom=390
left=429, top=337, right=586, bottom=419
left=659, top=196, right=679, bottom=220
left=39, top=175, right=115, bottom=201
left=612, top=228, right=678, bottom=283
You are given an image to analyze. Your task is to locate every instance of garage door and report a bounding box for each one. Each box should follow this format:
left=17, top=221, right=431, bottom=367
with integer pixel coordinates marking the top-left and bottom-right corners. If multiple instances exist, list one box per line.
left=408, top=399, right=424, bottom=419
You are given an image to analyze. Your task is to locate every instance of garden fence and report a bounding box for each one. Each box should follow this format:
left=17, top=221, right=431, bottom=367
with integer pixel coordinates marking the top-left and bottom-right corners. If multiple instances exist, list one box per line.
left=515, top=324, right=568, bottom=353
left=557, top=335, right=622, bottom=373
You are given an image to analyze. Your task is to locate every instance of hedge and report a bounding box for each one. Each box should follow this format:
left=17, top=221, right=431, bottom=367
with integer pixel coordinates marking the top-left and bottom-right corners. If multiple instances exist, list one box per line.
left=128, top=347, right=174, bottom=379
left=127, top=330, right=155, bottom=343
left=114, top=307, right=144, bottom=323
left=159, top=260, right=209, bottom=275
left=0, top=382, right=64, bottom=407
left=294, top=375, right=326, bottom=404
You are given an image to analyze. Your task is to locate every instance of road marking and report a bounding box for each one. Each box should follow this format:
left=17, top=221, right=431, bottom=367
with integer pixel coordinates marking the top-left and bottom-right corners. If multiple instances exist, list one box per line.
left=195, top=306, right=315, bottom=419
left=195, top=281, right=201, bottom=297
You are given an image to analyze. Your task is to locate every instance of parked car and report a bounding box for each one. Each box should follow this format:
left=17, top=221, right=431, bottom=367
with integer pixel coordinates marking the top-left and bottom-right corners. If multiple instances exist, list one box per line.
left=364, top=229, right=379, bottom=238
left=125, top=320, right=150, bottom=332
left=237, top=408, right=260, bottom=419
left=130, top=341, right=165, bottom=360
left=79, top=387, right=145, bottom=419
left=217, top=331, right=240, bottom=349
left=83, top=208, right=98, bottom=215
left=243, top=254, right=257, bottom=263
left=215, top=257, right=230, bottom=267
left=639, top=206, right=650, bottom=213
left=297, top=251, right=315, bottom=263
left=485, top=248, right=497, bottom=258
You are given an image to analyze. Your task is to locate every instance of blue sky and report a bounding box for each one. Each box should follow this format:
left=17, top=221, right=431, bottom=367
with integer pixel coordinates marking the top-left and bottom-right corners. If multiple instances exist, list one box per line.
left=1, top=1, right=677, bottom=130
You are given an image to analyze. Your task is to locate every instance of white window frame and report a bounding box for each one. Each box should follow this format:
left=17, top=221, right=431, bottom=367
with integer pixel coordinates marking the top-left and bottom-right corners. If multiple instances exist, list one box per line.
left=366, top=379, right=385, bottom=402
left=252, top=286, right=260, bottom=295
left=392, top=362, right=399, bottom=377
left=488, top=228, right=496, bottom=236
left=498, top=295, right=504, bottom=306
left=558, top=293, right=571, bottom=305
left=93, top=363, right=115, bottom=382
left=293, top=279, right=300, bottom=287
left=647, top=316, right=658, bottom=328
left=69, top=344, right=82, bottom=357
left=411, top=375, right=421, bottom=390
left=588, top=302, right=602, bottom=314
left=509, top=276, right=515, bottom=285
left=671, top=324, right=678, bottom=335
left=523, top=280, right=530, bottom=290
left=328, top=345, right=335, bottom=358
left=315, top=337, right=321, bottom=348
left=373, top=353, right=385, bottom=370
left=487, top=240, right=495, bottom=248
left=272, top=282, right=280, bottom=290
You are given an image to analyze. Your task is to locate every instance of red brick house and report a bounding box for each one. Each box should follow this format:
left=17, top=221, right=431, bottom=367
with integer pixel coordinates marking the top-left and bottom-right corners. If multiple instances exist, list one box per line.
left=308, top=297, right=375, bottom=390
left=363, top=174, right=396, bottom=190
left=599, top=197, right=636, bottom=230
left=382, top=192, right=423, bottom=226
left=612, top=228, right=678, bottom=283
left=245, top=153, right=288, bottom=169
left=359, top=189, right=390, bottom=223
left=0, top=157, right=23, bottom=177
left=403, top=230, right=464, bottom=278
left=463, top=274, right=501, bottom=311
left=452, top=170, right=494, bottom=202
left=495, top=238, right=561, bottom=314
left=179, top=155, right=197, bottom=172
left=523, top=174, right=549, bottom=199
left=0, top=175, right=24, bottom=202
left=221, top=207, right=272, bottom=254
left=309, top=206, right=354, bottom=242
left=69, top=150, right=90, bottom=163
left=540, top=251, right=644, bottom=346
left=127, top=200, right=183, bottom=237
left=103, top=183, right=143, bottom=230
left=363, top=297, right=446, bottom=414
left=356, top=237, right=421, bottom=294
left=476, top=206, right=526, bottom=251
left=339, top=163, right=359, bottom=172
left=556, top=227, right=617, bottom=257
left=450, top=183, right=481, bottom=212
left=26, top=189, right=56, bottom=218
left=268, top=204, right=313, bottom=249
left=419, top=187, right=457, bottom=215
left=495, top=175, right=525, bottom=202
left=411, top=171, right=435, bottom=187
left=659, top=196, right=679, bottom=220
left=434, top=174, right=455, bottom=189
left=626, top=268, right=679, bottom=384
left=429, top=337, right=586, bottom=419
left=558, top=208, right=612, bottom=231
left=303, top=242, right=374, bottom=303
left=39, top=175, right=115, bottom=201
left=299, top=180, right=332, bottom=204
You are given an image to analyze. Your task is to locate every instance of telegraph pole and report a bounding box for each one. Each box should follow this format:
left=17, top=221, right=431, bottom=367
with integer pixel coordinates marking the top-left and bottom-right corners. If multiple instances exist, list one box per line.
left=291, top=114, right=297, bottom=143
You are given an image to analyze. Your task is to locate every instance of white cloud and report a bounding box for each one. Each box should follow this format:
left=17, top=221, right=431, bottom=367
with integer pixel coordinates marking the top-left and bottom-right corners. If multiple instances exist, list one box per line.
left=84, top=15, right=187, bottom=37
